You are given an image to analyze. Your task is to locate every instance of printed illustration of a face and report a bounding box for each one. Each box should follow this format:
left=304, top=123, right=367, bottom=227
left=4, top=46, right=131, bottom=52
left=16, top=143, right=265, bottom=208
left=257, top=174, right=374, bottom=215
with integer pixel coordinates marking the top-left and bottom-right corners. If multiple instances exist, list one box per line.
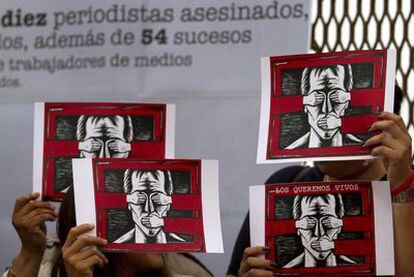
left=296, top=195, right=342, bottom=261
left=77, top=115, right=132, bottom=158
left=127, top=170, right=172, bottom=237
left=304, top=65, right=351, bottom=140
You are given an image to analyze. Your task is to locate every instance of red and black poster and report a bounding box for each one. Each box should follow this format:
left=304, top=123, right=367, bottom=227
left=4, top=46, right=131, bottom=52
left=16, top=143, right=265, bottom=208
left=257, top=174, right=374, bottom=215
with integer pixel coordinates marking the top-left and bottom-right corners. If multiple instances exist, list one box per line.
left=33, top=102, right=175, bottom=201
left=250, top=181, right=394, bottom=275
left=73, top=158, right=223, bottom=253
left=257, top=50, right=396, bottom=163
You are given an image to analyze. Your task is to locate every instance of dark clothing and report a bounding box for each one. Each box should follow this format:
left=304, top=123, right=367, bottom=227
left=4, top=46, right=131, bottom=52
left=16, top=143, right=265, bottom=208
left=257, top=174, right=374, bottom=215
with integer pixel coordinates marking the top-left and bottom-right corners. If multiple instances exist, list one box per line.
left=226, top=166, right=324, bottom=275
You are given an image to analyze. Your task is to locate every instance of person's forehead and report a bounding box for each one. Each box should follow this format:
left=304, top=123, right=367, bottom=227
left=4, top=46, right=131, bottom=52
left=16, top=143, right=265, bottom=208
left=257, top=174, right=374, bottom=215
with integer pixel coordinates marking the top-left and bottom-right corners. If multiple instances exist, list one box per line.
left=131, top=171, right=166, bottom=191
left=308, top=66, right=347, bottom=92
left=300, top=195, right=337, bottom=217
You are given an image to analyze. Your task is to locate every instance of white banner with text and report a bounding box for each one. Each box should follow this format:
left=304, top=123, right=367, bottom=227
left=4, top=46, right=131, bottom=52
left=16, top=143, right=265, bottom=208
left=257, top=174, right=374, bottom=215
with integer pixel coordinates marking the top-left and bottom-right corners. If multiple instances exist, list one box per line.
left=0, top=0, right=310, bottom=99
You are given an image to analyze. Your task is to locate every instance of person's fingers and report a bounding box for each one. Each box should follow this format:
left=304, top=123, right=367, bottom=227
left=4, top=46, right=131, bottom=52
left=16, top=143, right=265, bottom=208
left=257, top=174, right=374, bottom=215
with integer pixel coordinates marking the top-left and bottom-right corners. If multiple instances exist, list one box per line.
left=369, top=120, right=409, bottom=140
left=308, top=220, right=316, bottom=228
left=76, top=247, right=108, bottom=264
left=363, top=133, right=402, bottom=150
left=313, top=246, right=322, bottom=251
left=138, top=194, right=146, bottom=202
left=67, top=236, right=107, bottom=256
left=242, top=246, right=270, bottom=263
left=26, top=207, right=58, bottom=217
left=321, top=218, right=330, bottom=223
left=240, top=256, right=275, bottom=276
left=141, top=217, right=151, bottom=227
left=13, top=193, right=41, bottom=214
left=63, top=224, right=95, bottom=249
left=92, top=143, right=101, bottom=150
left=311, top=242, right=321, bottom=251
left=18, top=201, right=56, bottom=217
left=13, top=193, right=40, bottom=213
left=318, top=120, right=328, bottom=129
left=28, top=213, right=57, bottom=226
left=131, top=195, right=146, bottom=205
left=371, top=145, right=399, bottom=160
left=152, top=194, right=160, bottom=203
left=378, top=112, right=407, bottom=132
left=76, top=254, right=106, bottom=270
left=26, top=208, right=58, bottom=223
left=13, top=209, right=56, bottom=230
left=92, top=140, right=101, bottom=146
left=305, top=218, right=315, bottom=227
left=245, top=257, right=275, bottom=270
left=321, top=219, right=331, bottom=228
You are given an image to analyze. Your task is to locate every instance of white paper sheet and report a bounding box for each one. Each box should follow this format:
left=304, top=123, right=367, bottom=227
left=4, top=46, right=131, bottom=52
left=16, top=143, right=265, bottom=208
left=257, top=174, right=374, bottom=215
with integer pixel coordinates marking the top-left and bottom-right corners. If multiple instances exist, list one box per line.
left=249, top=185, right=265, bottom=251
left=201, top=159, right=223, bottom=253
left=257, top=58, right=271, bottom=164
left=384, top=49, right=396, bottom=113
left=72, top=158, right=97, bottom=237
left=32, top=102, right=45, bottom=197
left=166, top=104, right=176, bottom=159
left=372, top=181, right=394, bottom=276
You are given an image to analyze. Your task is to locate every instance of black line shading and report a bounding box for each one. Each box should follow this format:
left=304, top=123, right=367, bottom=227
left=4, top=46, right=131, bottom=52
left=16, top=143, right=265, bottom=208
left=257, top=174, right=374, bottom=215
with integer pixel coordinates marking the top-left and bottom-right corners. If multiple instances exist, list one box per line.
left=278, top=112, right=309, bottom=150
left=351, top=63, right=374, bottom=89
left=131, top=116, right=154, bottom=141
left=54, top=157, right=75, bottom=192
left=274, top=235, right=303, bottom=267
left=281, top=68, right=303, bottom=96
left=106, top=209, right=135, bottom=243
left=55, top=115, right=79, bottom=141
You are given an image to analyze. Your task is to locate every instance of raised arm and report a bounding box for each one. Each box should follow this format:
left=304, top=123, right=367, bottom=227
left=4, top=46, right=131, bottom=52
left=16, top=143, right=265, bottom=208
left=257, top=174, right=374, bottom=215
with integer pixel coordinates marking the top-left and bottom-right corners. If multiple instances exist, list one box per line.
left=364, top=112, right=414, bottom=276
left=7, top=192, right=57, bottom=277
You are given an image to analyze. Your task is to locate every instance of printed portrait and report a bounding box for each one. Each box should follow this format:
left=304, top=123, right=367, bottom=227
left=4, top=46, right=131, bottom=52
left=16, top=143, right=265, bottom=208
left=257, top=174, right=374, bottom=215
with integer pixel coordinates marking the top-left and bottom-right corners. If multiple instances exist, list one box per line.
left=257, top=50, right=395, bottom=162
left=265, top=182, right=376, bottom=275
left=34, top=102, right=175, bottom=201
left=91, top=159, right=206, bottom=252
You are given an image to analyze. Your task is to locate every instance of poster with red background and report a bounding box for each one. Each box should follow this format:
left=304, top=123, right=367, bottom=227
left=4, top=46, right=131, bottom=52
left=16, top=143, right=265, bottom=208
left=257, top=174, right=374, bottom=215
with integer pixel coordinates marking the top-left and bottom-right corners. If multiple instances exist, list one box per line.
left=33, top=102, right=175, bottom=201
left=249, top=181, right=394, bottom=276
left=257, top=50, right=396, bottom=163
left=73, top=158, right=223, bottom=253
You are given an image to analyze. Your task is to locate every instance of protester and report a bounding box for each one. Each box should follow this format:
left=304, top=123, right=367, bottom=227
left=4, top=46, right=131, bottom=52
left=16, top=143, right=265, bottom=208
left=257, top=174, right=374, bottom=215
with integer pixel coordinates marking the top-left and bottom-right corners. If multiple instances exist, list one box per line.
left=4, top=186, right=213, bottom=277
left=227, top=87, right=414, bottom=276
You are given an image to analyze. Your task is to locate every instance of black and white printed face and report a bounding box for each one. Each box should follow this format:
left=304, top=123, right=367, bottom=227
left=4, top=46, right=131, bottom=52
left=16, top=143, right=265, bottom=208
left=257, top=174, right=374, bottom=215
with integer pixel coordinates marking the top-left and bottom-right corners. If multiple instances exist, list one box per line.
left=127, top=170, right=171, bottom=237
left=296, top=195, right=342, bottom=261
left=77, top=115, right=132, bottom=158
left=304, top=65, right=350, bottom=140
